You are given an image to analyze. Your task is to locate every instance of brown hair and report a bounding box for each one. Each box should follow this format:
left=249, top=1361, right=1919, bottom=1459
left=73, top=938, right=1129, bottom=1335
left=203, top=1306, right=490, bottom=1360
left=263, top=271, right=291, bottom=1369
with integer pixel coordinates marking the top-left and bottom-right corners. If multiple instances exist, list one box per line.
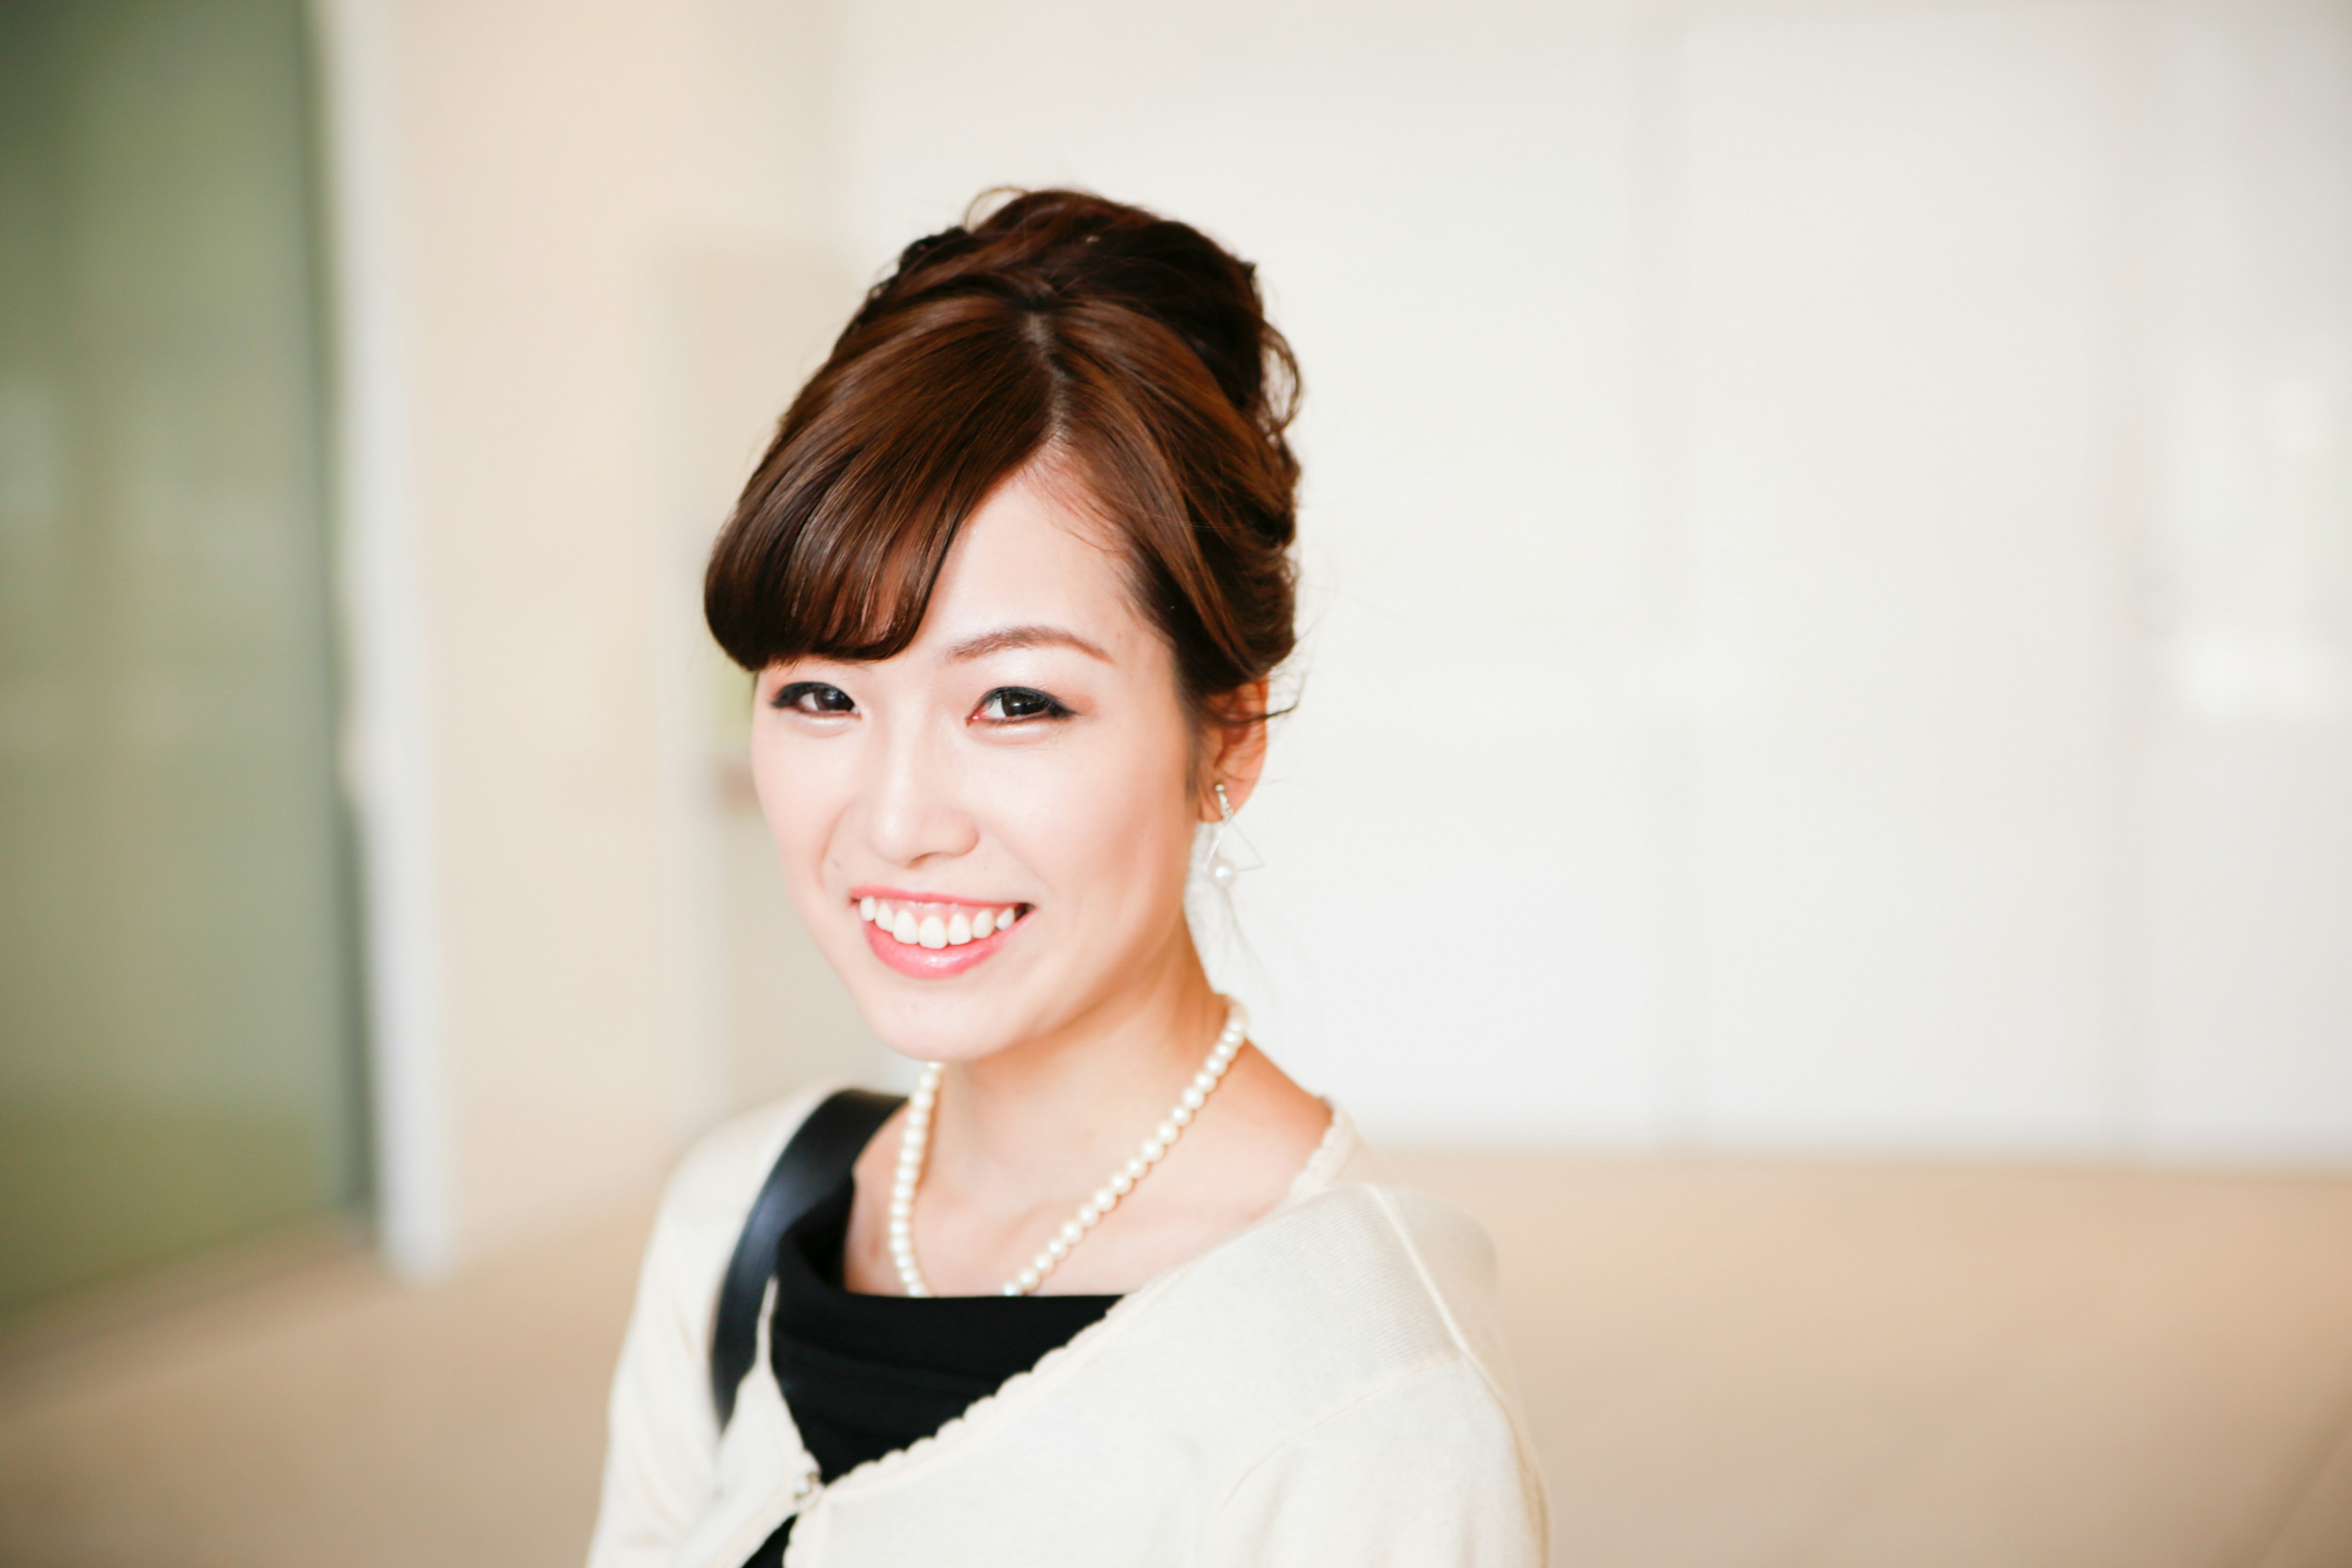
left=703, top=189, right=1301, bottom=741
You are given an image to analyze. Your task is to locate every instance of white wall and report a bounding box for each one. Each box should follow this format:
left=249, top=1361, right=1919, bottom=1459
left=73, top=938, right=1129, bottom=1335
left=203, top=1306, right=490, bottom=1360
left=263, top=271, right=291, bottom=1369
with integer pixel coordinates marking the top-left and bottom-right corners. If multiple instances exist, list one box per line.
left=816, top=0, right=2352, bottom=1159
left=2138, top=2, right=2352, bottom=1159
left=326, top=0, right=2352, bottom=1271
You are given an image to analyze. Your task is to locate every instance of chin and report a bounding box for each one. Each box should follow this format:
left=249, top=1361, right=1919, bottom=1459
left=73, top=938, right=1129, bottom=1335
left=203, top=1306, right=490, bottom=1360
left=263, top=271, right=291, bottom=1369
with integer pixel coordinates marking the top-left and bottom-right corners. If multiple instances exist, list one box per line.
left=811, top=891, right=1075, bottom=1060
left=856, top=984, right=1038, bottom=1067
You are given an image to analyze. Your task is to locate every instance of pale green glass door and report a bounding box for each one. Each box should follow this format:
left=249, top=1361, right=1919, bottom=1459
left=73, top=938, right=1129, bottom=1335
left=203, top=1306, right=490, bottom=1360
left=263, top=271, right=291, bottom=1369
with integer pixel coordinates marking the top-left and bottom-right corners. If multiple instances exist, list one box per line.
left=0, top=0, right=358, bottom=1310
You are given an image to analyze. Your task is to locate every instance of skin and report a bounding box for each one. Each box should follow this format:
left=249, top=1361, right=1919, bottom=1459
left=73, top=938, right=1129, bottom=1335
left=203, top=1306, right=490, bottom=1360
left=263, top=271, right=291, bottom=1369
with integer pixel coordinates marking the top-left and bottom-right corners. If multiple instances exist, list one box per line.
left=750, top=458, right=1332, bottom=1297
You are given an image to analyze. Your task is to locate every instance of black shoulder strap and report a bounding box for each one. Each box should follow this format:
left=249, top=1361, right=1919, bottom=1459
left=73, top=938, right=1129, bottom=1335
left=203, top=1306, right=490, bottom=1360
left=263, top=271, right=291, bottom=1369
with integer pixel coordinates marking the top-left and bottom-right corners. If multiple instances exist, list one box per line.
left=710, top=1088, right=903, bottom=1427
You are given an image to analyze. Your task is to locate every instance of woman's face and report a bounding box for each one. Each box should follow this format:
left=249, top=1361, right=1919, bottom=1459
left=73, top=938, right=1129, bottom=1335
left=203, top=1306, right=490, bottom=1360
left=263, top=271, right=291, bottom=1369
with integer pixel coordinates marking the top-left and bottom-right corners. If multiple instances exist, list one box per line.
left=750, top=464, right=1206, bottom=1064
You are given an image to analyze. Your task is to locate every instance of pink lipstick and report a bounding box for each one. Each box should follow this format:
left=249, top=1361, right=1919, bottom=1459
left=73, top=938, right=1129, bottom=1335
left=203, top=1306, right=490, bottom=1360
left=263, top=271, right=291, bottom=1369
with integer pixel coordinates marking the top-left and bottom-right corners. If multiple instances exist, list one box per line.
left=853, top=890, right=1030, bottom=980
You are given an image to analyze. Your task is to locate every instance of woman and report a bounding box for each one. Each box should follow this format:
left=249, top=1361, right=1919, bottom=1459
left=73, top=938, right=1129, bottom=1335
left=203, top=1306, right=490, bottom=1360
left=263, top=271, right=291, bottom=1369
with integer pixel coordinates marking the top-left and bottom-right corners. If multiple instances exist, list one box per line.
left=587, top=189, right=1546, bottom=1566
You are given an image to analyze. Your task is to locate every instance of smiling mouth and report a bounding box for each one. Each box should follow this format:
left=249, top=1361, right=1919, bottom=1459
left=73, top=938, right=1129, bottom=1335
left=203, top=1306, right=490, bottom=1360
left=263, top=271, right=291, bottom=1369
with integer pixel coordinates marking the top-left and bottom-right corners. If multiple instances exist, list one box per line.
left=858, top=895, right=1029, bottom=951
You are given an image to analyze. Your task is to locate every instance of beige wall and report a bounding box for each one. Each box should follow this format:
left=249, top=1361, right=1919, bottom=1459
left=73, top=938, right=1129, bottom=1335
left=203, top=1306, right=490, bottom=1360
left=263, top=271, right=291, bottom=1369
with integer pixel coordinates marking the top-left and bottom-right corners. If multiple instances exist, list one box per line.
left=320, top=0, right=880, bottom=1272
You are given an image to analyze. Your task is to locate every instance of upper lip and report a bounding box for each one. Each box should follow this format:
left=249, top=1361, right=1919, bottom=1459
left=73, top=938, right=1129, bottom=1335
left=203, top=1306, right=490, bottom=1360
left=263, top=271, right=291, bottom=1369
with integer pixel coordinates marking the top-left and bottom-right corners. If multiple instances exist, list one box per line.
left=848, top=886, right=1021, bottom=909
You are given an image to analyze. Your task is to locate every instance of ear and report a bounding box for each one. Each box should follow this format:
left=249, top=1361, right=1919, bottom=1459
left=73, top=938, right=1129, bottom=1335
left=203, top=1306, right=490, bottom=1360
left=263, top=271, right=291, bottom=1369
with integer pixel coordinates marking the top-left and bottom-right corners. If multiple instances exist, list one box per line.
left=1200, top=680, right=1271, bottom=820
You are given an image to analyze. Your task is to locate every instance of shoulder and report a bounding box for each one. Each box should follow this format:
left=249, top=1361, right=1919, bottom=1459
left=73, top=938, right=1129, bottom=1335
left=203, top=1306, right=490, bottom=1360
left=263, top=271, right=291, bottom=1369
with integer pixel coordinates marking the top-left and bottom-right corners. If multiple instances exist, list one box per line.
left=587, top=1084, right=849, bottom=1567
left=1204, top=1177, right=1517, bottom=1395
left=1105, top=1129, right=1529, bottom=1452
left=643, top=1082, right=842, bottom=1290
left=1263, top=1109, right=1520, bottom=1394
left=1133, top=1171, right=1546, bottom=1552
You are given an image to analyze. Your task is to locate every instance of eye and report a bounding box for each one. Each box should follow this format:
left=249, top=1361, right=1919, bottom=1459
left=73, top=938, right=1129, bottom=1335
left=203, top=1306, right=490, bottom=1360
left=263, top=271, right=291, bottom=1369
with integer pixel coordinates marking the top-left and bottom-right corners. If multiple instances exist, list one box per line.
left=772, top=680, right=857, bottom=716
left=975, top=686, right=1071, bottom=724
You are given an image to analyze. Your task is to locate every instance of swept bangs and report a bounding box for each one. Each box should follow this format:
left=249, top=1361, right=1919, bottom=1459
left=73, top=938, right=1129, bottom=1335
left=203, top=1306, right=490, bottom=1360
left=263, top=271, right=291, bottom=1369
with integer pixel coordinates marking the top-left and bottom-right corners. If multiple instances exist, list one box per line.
left=703, top=188, right=1301, bottom=727
left=704, top=295, right=1057, bottom=669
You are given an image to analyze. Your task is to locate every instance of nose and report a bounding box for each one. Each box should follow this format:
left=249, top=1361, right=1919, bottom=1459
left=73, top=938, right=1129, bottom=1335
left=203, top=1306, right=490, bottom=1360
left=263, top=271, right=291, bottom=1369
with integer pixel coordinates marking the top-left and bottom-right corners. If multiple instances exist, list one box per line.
left=860, top=713, right=979, bottom=869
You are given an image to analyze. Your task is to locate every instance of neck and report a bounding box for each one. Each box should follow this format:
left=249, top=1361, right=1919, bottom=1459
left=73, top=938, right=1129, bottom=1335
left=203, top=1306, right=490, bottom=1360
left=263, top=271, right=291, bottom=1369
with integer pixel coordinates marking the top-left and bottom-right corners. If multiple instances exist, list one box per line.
left=924, top=925, right=1227, bottom=1205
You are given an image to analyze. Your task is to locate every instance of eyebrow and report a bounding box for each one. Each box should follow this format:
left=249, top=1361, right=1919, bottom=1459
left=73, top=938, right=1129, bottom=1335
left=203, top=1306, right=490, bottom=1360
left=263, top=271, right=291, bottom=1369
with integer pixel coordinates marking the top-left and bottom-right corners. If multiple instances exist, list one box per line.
left=946, top=624, right=1114, bottom=663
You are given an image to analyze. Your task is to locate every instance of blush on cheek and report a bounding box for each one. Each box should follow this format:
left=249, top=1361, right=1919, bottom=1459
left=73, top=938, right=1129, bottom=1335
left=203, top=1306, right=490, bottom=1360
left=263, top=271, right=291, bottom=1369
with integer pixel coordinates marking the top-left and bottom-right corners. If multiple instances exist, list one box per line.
left=1000, top=761, right=1194, bottom=950
left=749, top=731, right=852, bottom=925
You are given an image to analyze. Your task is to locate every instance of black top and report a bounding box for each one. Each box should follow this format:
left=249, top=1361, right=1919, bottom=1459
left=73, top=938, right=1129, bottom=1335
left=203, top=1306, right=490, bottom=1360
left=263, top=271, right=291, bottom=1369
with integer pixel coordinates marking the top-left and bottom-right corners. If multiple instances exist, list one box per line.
left=741, top=1174, right=1118, bottom=1567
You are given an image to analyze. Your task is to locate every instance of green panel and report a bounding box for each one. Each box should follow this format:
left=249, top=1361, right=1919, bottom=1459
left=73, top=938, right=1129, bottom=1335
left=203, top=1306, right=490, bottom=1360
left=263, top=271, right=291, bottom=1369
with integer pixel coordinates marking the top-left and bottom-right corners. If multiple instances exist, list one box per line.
left=0, top=0, right=358, bottom=1310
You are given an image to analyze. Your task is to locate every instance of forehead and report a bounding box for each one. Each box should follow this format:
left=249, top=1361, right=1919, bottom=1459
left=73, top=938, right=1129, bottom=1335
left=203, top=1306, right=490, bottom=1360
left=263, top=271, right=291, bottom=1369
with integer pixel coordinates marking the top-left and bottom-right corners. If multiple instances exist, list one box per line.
left=910, top=466, right=1150, bottom=657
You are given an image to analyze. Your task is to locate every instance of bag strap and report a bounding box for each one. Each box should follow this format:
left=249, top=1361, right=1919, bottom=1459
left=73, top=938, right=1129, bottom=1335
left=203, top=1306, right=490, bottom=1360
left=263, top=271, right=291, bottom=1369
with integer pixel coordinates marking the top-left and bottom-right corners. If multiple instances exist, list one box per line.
left=710, top=1087, right=904, bottom=1427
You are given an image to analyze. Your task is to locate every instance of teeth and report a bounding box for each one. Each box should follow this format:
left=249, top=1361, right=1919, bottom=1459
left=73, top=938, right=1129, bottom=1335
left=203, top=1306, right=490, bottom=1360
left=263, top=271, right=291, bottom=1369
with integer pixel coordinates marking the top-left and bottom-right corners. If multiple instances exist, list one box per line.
left=869, top=902, right=1022, bottom=948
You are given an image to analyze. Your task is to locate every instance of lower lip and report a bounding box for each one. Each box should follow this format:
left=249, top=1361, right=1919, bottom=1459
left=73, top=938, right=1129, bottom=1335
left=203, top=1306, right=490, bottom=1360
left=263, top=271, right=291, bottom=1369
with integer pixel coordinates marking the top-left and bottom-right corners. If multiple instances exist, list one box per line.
left=862, top=914, right=1023, bottom=979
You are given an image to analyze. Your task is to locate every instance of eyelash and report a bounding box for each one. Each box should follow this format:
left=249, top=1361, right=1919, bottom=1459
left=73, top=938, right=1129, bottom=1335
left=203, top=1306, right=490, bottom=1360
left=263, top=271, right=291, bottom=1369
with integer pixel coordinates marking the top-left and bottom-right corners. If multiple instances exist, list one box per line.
left=768, top=682, right=1072, bottom=725
left=976, top=687, right=1072, bottom=724
left=772, top=681, right=855, bottom=715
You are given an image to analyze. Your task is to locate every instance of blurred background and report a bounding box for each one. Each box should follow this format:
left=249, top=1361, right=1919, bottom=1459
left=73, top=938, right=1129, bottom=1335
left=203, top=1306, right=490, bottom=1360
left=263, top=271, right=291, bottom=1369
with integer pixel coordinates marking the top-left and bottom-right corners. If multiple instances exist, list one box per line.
left=3, top=0, right=2350, bottom=1564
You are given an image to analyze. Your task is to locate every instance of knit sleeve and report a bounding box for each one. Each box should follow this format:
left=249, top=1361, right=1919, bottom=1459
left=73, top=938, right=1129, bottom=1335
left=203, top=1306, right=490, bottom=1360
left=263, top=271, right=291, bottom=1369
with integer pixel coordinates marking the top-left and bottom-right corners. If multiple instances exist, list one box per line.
left=585, top=1088, right=831, bottom=1568
left=1198, top=1353, right=1548, bottom=1566
left=584, top=1164, right=728, bottom=1568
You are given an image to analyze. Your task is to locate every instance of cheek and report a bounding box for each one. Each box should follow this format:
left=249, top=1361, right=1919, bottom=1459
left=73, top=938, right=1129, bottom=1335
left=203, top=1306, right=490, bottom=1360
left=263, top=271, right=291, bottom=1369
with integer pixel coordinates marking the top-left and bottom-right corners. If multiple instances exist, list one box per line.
left=995, top=725, right=1196, bottom=916
left=749, top=725, right=846, bottom=884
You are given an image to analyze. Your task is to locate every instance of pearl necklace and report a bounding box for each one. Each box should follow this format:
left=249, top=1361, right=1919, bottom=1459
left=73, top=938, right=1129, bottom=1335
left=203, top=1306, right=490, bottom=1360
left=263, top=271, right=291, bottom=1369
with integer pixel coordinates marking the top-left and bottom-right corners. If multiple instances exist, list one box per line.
left=888, top=1001, right=1248, bottom=1298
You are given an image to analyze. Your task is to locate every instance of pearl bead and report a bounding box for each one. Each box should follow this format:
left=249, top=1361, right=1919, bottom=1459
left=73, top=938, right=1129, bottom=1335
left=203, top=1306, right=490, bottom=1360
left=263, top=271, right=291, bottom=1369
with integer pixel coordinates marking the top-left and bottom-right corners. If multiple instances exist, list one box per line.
left=888, top=998, right=1247, bottom=1298
left=1208, top=856, right=1237, bottom=887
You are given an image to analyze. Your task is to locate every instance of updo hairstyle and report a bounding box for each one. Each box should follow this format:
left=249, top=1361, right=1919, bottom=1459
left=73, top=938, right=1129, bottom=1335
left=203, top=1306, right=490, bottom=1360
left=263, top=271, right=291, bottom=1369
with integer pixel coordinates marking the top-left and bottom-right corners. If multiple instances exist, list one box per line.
left=703, top=189, right=1302, bottom=750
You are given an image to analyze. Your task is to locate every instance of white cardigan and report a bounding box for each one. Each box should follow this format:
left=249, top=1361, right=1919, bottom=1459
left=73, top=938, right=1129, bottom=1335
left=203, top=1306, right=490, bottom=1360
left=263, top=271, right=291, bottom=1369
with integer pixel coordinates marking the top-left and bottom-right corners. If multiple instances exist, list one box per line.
left=587, top=1084, right=1548, bottom=1567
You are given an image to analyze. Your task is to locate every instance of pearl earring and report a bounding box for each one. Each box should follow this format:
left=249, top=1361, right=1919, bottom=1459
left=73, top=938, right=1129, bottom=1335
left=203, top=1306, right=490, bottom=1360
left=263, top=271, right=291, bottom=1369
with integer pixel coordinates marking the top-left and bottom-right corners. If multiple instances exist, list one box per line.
left=1204, top=783, right=1264, bottom=888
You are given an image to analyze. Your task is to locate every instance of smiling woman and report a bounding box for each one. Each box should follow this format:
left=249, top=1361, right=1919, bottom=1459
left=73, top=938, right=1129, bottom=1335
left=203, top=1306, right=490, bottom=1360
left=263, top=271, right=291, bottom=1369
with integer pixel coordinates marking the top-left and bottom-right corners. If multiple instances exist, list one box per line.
left=587, top=190, right=1545, bottom=1568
